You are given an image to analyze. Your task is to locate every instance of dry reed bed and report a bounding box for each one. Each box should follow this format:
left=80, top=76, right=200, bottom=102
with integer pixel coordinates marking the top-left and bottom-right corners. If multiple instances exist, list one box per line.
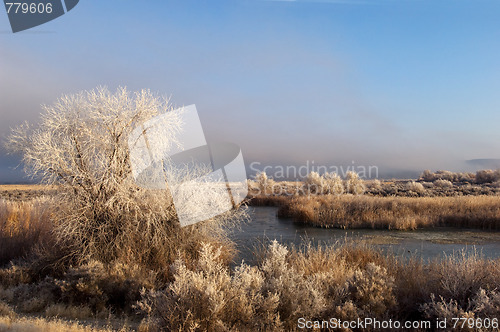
left=0, top=197, right=54, bottom=266
left=277, top=195, right=500, bottom=230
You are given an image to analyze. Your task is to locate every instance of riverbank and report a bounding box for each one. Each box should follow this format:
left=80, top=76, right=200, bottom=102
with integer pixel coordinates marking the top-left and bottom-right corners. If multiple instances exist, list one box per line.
left=251, top=194, right=500, bottom=230
left=230, top=207, right=500, bottom=265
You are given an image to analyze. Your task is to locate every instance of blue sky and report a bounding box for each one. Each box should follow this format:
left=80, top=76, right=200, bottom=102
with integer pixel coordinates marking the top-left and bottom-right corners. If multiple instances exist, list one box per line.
left=1, top=0, right=500, bottom=181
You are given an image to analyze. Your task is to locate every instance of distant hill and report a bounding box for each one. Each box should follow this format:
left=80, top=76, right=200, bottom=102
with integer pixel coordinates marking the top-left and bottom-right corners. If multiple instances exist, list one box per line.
left=466, top=159, right=500, bottom=170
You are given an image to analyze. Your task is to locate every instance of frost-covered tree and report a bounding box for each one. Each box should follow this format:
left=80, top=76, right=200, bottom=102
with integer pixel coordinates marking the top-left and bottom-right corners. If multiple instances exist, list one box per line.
left=344, top=171, right=366, bottom=195
left=303, top=171, right=344, bottom=195
left=6, top=87, right=240, bottom=266
left=254, top=171, right=275, bottom=194
left=323, top=172, right=344, bottom=195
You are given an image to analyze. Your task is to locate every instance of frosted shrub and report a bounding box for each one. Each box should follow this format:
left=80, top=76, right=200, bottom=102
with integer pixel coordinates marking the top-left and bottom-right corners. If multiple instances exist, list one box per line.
left=137, top=242, right=500, bottom=331
left=323, top=172, right=344, bottom=195
left=434, top=170, right=455, bottom=182
left=421, top=289, right=500, bottom=322
left=420, top=170, right=434, bottom=182
left=406, top=181, right=425, bottom=194
left=345, top=263, right=396, bottom=318
left=255, top=171, right=275, bottom=195
left=469, top=289, right=500, bottom=318
left=458, top=172, right=476, bottom=183
left=303, top=172, right=344, bottom=195
left=421, top=295, right=472, bottom=322
left=476, top=169, right=500, bottom=184
left=138, top=242, right=282, bottom=331
left=435, top=250, right=492, bottom=307
left=260, top=240, right=290, bottom=279
left=261, top=241, right=327, bottom=326
left=303, top=171, right=324, bottom=194
left=434, top=179, right=453, bottom=189
left=422, top=181, right=434, bottom=189
left=344, top=171, right=366, bottom=195
left=228, top=264, right=282, bottom=328
left=421, top=170, right=475, bottom=183
left=421, top=170, right=455, bottom=182
left=141, top=241, right=336, bottom=331
left=255, top=171, right=268, bottom=188
left=368, top=179, right=382, bottom=191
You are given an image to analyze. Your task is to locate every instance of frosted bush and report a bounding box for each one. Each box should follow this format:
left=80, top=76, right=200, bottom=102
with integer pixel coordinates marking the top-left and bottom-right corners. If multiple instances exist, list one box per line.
left=420, top=170, right=434, bottom=182
left=457, top=172, right=475, bottom=183
left=136, top=241, right=500, bottom=331
left=422, top=289, right=500, bottom=322
left=138, top=242, right=282, bottom=331
left=406, top=181, right=425, bottom=194
left=346, top=263, right=396, bottom=318
left=344, top=171, right=366, bottom=195
left=435, top=170, right=455, bottom=182
left=303, top=171, right=324, bottom=194
left=255, top=171, right=268, bottom=186
left=140, top=241, right=340, bottom=331
left=368, top=179, right=382, bottom=191
left=255, top=171, right=275, bottom=195
left=421, top=170, right=475, bottom=183
left=261, top=241, right=327, bottom=325
left=435, top=250, right=492, bottom=307
left=422, top=181, right=434, bottom=189
left=421, top=294, right=472, bottom=322
left=421, top=170, right=455, bottom=182
left=476, top=169, right=500, bottom=184
left=303, top=172, right=344, bottom=195
left=323, top=172, right=344, bottom=195
left=470, top=289, right=500, bottom=318
left=434, top=179, right=453, bottom=189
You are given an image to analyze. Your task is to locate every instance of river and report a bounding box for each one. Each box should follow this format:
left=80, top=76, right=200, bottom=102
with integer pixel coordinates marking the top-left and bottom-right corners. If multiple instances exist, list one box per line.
left=229, top=207, right=500, bottom=265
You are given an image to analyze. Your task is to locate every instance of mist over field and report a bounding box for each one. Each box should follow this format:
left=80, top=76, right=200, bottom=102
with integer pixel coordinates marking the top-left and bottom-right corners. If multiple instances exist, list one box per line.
left=2, top=1, right=500, bottom=183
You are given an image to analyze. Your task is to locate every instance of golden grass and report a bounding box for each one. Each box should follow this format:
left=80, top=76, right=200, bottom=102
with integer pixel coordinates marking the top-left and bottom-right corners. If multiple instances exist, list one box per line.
left=0, top=299, right=123, bottom=331
left=0, top=185, right=57, bottom=202
left=0, top=185, right=55, bottom=192
left=0, top=192, right=237, bottom=277
left=0, top=315, right=126, bottom=332
left=0, top=197, right=54, bottom=265
left=277, top=195, right=500, bottom=230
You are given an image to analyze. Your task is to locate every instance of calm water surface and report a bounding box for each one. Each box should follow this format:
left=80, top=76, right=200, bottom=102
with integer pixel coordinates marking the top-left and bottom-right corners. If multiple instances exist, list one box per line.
left=229, top=207, right=500, bottom=264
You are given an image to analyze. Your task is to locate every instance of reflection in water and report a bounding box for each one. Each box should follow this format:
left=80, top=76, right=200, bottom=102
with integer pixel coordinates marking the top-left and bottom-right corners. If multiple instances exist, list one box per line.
left=229, top=207, right=500, bottom=265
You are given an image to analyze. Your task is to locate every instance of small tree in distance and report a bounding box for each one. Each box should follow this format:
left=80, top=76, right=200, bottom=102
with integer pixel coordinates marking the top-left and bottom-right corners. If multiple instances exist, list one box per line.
left=345, top=171, right=366, bottom=195
left=6, top=87, right=238, bottom=268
